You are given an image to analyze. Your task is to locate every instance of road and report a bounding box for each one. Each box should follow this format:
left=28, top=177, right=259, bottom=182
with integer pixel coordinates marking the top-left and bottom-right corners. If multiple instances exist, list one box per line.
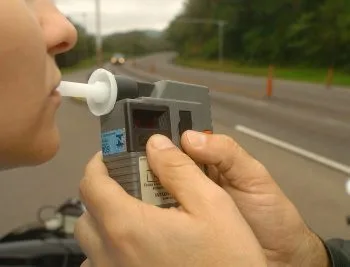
left=125, top=53, right=350, bottom=166
left=0, top=54, right=349, bottom=243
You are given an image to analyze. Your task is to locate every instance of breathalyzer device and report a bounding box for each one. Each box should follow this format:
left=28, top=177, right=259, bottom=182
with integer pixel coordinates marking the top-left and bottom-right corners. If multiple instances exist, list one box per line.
left=58, top=69, right=213, bottom=208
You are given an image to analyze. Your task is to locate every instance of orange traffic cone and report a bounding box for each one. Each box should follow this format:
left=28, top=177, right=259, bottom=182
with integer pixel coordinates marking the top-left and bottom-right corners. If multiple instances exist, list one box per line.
left=266, top=65, right=274, bottom=98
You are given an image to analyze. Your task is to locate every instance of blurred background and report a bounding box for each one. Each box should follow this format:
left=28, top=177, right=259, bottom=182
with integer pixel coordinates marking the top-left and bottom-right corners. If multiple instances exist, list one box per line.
left=1, top=0, right=349, bottom=261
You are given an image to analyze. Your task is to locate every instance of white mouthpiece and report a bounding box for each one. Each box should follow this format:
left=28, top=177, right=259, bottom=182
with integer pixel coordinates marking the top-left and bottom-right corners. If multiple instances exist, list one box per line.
left=58, top=81, right=108, bottom=103
left=57, top=69, right=118, bottom=116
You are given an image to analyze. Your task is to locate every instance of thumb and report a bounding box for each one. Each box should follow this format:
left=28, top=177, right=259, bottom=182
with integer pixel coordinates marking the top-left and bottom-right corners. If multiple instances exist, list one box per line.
left=181, top=131, right=280, bottom=195
left=84, top=151, right=109, bottom=177
left=146, top=134, right=234, bottom=216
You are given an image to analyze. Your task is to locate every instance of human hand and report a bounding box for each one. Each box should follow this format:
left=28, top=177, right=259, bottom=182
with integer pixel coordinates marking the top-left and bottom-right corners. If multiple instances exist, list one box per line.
left=75, top=135, right=267, bottom=267
left=181, top=130, right=331, bottom=267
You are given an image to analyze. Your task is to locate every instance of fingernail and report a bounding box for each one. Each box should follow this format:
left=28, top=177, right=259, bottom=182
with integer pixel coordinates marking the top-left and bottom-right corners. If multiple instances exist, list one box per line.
left=186, top=131, right=207, bottom=148
left=151, top=135, right=175, bottom=150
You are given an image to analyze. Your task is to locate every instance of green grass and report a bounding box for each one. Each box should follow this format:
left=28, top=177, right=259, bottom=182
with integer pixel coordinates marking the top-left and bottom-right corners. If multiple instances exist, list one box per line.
left=60, top=57, right=97, bottom=74
left=175, top=58, right=350, bottom=87
left=60, top=52, right=115, bottom=74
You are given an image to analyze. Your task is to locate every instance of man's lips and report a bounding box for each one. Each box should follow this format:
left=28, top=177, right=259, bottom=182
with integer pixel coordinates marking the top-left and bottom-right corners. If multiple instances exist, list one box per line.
left=50, top=75, right=62, bottom=95
left=50, top=83, right=61, bottom=97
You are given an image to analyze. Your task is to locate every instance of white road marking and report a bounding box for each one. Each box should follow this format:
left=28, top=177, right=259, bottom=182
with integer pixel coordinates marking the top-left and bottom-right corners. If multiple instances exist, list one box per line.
left=235, top=124, right=350, bottom=175
left=346, top=179, right=350, bottom=196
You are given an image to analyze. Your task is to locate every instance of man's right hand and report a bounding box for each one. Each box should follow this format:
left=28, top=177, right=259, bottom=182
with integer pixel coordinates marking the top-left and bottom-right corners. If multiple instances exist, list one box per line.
left=181, top=130, right=331, bottom=267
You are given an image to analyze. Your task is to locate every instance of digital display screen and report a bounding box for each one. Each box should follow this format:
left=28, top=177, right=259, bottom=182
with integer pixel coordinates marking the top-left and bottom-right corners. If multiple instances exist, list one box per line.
left=133, top=109, right=166, bottom=129
left=126, top=103, right=172, bottom=152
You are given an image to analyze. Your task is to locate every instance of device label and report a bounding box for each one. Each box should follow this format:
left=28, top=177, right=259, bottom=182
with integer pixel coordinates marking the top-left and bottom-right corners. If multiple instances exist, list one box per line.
left=101, top=129, right=126, bottom=156
left=139, top=156, right=177, bottom=206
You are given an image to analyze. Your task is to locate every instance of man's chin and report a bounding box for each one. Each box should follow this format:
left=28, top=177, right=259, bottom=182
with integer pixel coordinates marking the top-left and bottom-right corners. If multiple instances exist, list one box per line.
left=0, top=126, right=61, bottom=170
left=14, top=135, right=60, bottom=168
left=0, top=144, right=59, bottom=170
left=29, top=136, right=61, bottom=166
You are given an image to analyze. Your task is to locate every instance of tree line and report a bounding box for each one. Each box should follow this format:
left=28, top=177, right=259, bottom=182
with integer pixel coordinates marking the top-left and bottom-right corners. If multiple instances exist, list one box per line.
left=165, top=0, right=350, bottom=70
left=56, top=19, right=172, bottom=69
left=55, top=21, right=96, bottom=68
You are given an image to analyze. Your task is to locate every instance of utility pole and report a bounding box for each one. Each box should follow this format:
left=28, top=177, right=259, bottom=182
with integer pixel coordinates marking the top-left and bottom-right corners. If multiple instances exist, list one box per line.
left=82, top=12, right=89, bottom=59
left=218, top=20, right=225, bottom=65
left=95, top=0, right=103, bottom=66
left=177, top=18, right=227, bottom=64
left=82, top=12, right=88, bottom=31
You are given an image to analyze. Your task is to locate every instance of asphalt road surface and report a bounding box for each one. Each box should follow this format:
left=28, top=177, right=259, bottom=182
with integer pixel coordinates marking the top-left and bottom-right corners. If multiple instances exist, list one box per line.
left=0, top=54, right=349, bottom=244
left=126, top=53, right=350, bottom=166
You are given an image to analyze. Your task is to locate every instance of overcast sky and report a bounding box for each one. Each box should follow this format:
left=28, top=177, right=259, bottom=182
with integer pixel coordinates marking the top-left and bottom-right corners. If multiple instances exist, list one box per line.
left=56, top=0, right=186, bottom=35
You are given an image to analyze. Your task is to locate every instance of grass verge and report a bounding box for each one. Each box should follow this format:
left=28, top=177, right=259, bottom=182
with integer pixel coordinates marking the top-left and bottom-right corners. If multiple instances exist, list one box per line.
left=60, top=57, right=97, bottom=74
left=60, top=52, right=116, bottom=74
left=175, top=58, right=350, bottom=87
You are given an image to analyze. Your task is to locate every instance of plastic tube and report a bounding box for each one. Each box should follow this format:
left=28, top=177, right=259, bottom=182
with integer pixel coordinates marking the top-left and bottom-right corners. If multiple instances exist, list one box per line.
left=58, top=81, right=95, bottom=99
left=57, top=69, right=118, bottom=116
left=58, top=81, right=108, bottom=103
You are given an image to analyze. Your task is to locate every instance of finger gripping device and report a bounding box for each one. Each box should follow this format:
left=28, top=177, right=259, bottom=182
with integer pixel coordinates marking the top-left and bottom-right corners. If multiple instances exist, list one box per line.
left=58, top=69, right=213, bottom=208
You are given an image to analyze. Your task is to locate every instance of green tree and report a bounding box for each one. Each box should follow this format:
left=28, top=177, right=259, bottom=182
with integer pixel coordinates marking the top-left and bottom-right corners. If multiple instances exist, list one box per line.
left=165, top=0, right=350, bottom=69
left=56, top=18, right=96, bottom=68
